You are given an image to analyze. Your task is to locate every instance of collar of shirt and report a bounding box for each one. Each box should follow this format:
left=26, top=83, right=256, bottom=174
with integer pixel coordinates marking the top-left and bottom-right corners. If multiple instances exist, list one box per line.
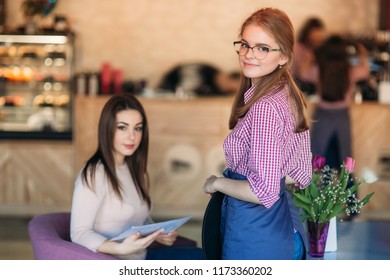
left=244, top=81, right=285, bottom=105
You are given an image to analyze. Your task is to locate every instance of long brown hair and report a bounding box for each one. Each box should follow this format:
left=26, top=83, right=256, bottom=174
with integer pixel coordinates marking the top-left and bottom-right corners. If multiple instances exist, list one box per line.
left=229, top=8, right=309, bottom=133
left=315, top=35, right=350, bottom=102
left=81, top=95, right=151, bottom=208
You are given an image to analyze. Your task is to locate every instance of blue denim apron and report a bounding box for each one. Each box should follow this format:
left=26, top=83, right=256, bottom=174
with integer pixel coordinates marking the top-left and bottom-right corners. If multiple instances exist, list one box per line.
left=221, top=169, right=307, bottom=259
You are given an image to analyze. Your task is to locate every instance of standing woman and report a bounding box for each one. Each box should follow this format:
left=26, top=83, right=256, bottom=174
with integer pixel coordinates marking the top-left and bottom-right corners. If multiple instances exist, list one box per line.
left=302, top=35, right=370, bottom=169
left=71, top=95, right=203, bottom=260
left=203, top=8, right=312, bottom=259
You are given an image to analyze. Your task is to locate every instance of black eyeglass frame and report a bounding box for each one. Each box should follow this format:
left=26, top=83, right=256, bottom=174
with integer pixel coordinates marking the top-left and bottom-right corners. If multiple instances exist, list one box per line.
left=233, top=41, right=282, bottom=59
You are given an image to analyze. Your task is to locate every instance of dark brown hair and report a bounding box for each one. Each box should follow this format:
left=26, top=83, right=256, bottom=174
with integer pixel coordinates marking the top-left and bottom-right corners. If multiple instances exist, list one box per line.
left=229, top=7, right=309, bottom=133
left=81, top=94, right=151, bottom=208
left=298, top=17, right=325, bottom=46
left=315, top=35, right=350, bottom=102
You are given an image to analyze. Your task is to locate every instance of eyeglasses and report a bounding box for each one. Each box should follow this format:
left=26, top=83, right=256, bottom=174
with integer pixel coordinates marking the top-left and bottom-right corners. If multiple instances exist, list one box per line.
left=233, top=41, right=281, bottom=60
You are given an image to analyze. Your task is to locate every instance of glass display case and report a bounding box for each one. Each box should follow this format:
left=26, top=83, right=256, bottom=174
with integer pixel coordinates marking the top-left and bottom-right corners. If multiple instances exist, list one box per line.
left=0, top=34, right=74, bottom=139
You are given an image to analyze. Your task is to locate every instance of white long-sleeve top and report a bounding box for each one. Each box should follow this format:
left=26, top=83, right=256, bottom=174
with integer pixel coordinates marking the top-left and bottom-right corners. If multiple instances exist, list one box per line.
left=70, top=162, right=150, bottom=260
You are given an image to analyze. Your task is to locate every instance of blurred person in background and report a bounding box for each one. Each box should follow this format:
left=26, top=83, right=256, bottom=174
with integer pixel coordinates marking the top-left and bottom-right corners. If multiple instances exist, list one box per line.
left=292, top=17, right=326, bottom=95
left=301, top=34, right=370, bottom=169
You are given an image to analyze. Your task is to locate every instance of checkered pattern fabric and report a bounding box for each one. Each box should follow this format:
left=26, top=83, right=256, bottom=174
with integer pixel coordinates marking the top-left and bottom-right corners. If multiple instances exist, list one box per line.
left=224, top=83, right=312, bottom=208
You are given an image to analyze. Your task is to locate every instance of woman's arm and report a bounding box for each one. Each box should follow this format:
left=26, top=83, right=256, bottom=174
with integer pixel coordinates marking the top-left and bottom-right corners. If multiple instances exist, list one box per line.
left=70, top=174, right=108, bottom=251
left=203, top=175, right=261, bottom=204
left=71, top=171, right=165, bottom=256
left=352, top=43, right=371, bottom=82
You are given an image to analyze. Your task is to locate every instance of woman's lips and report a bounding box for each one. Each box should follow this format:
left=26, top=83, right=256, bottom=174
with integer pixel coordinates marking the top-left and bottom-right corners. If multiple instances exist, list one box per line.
left=243, top=62, right=258, bottom=67
left=124, top=144, right=135, bottom=149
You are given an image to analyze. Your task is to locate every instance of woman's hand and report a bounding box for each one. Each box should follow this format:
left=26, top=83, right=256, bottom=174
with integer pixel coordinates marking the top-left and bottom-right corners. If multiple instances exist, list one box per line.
left=156, top=230, right=178, bottom=246
left=120, top=230, right=162, bottom=255
left=98, top=229, right=162, bottom=256
left=203, top=175, right=220, bottom=195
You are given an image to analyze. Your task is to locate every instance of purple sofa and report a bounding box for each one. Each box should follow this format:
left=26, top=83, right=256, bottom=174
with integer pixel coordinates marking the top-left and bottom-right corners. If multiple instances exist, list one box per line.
left=28, top=212, right=197, bottom=260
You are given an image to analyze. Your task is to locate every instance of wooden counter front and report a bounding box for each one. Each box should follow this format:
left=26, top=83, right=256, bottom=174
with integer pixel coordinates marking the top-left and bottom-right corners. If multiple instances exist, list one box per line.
left=0, top=140, right=73, bottom=216
left=74, top=96, right=390, bottom=220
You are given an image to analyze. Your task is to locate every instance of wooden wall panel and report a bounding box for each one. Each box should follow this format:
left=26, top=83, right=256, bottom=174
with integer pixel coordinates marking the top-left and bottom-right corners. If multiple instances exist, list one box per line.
left=0, top=141, right=73, bottom=216
left=350, top=103, right=390, bottom=213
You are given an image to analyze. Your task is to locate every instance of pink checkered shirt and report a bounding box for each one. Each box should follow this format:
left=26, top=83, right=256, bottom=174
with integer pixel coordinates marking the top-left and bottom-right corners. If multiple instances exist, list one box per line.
left=224, top=83, right=312, bottom=208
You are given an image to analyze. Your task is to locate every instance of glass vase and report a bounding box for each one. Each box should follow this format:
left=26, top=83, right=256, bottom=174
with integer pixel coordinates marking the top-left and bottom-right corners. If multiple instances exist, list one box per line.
left=307, top=221, right=330, bottom=257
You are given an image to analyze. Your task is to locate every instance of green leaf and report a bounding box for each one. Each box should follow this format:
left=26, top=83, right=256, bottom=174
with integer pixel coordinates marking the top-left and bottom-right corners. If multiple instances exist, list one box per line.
left=323, top=195, right=335, bottom=213
left=309, top=181, right=319, bottom=199
left=299, top=213, right=310, bottom=223
left=360, top=192, right=375, bottom=205
left=328, top=204, right=345, bottom=220
left=292, top=192, right=312, bottom=204
left=339, top=165, right=352, bottom=191
left=303, top=185, right=312, bottom=200
left=312, top=173, right=320, bottom=184
left=318, top=211, right=329, bottom=223
left=348, top=182, right=361, bottom=194
left=293, top=200, right=312, bottom=216
left=339, top=164, right=346, bottom=181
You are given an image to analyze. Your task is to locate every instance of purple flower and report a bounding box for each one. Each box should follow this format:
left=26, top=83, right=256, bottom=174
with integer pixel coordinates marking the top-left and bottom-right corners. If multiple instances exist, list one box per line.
left=312, top=155, right=326, bottom=170
left=344, top=157, right=355, bottom=173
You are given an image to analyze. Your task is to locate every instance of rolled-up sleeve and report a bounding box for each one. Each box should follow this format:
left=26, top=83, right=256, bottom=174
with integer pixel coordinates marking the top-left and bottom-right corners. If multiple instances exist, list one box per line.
left=247, top=102, right=283, bottom=208
left=288, top=131, right=312, bottom=188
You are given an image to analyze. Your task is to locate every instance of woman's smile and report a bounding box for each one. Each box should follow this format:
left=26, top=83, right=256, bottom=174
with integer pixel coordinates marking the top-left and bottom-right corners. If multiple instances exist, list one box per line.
left=242, top=61, right=259, bottom=68
left=124, top=144, right=135, bottom=150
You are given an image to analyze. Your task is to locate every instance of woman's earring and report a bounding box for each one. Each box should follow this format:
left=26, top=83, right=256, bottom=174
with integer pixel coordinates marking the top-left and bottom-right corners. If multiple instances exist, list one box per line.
left=279, top=64, right=282, bottom=69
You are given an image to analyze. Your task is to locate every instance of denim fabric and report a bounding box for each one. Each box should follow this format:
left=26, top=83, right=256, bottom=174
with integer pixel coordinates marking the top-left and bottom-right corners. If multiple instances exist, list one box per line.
left=221, top=169, right=298, bottom=259
left=292, top=231, right=305, bottom=260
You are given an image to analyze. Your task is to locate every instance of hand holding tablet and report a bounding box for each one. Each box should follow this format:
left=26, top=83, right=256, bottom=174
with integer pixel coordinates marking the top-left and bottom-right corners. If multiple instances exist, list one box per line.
left=111, top=216, right=191, bottom=241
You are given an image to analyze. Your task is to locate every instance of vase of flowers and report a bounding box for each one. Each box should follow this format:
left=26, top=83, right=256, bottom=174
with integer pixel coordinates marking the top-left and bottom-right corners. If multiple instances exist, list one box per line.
left=290, top=155, right=375, bottom=257
left=306, top=219, right=330, bottom=257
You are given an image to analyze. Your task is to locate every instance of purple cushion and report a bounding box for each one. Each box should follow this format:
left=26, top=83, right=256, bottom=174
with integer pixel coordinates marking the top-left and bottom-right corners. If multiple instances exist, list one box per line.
left=28, top=212, right=116, bottom=260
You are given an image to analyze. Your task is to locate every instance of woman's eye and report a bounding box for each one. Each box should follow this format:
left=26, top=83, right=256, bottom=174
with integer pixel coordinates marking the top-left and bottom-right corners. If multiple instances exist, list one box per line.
left=241, top=43, right=250, bottom=49
left=257, top=46, right=269, bottom=52
left=117, top=126, right=127, bottom=131
left=135, top=126, right=143, bottom=132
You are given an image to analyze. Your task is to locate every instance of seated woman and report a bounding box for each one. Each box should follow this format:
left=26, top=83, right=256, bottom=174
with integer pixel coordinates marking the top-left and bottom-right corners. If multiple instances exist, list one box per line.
left=70, top=94, right=203, bottom=260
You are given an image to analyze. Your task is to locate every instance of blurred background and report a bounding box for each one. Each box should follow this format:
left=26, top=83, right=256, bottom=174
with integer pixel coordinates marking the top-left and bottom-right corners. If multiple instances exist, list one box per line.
left=2, top=0, right=383, bottom=87
left=1, top=0, right=390, bottom=259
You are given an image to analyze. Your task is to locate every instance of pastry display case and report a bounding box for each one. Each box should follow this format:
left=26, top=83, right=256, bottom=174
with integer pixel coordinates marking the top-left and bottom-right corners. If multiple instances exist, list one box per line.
left=0, top=34, right=74, bottom=139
